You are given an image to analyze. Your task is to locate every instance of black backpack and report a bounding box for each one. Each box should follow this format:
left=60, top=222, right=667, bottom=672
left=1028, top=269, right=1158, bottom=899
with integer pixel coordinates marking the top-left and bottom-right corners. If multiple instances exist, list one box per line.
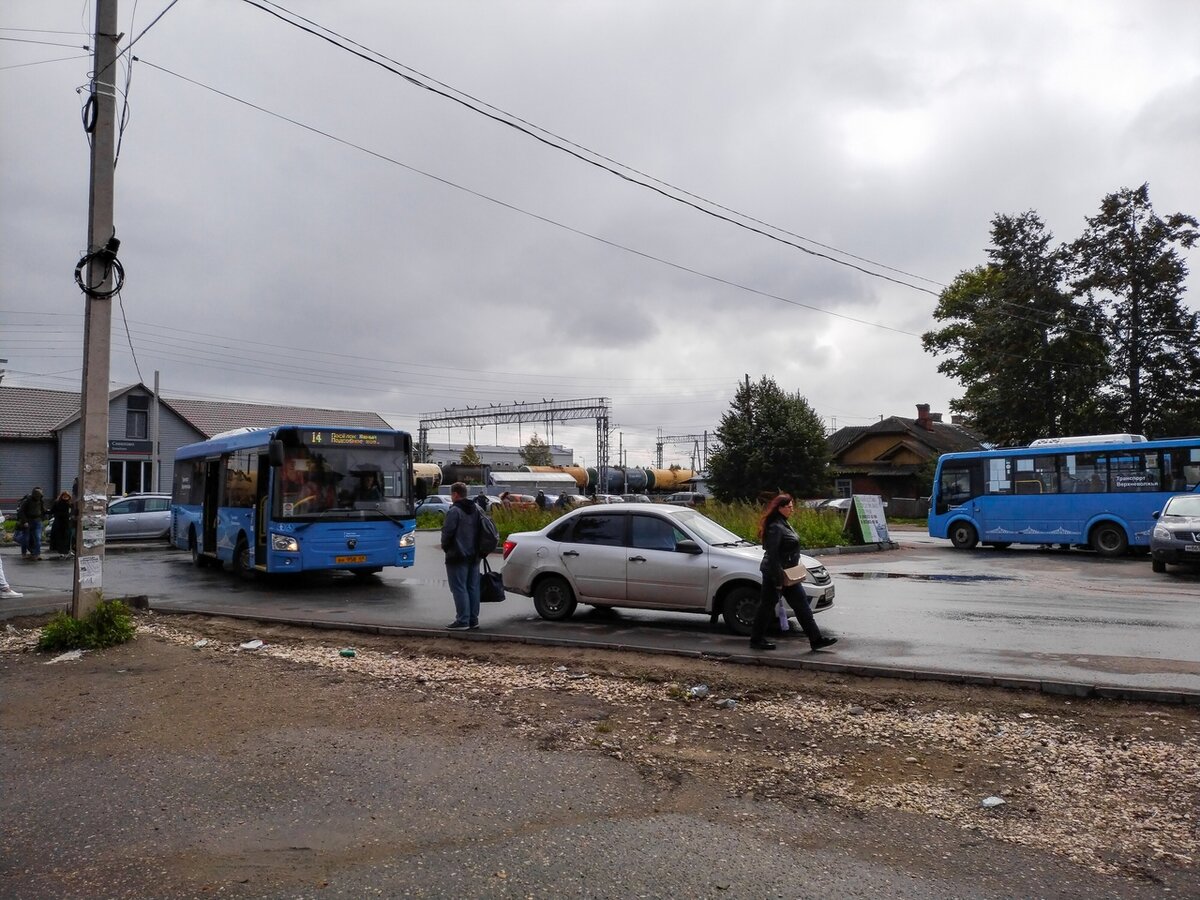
left=476, top=511, right=500, bottom=556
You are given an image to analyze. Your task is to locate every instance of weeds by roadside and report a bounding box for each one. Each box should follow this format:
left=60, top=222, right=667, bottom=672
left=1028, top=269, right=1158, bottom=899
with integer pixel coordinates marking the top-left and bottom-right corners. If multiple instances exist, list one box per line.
left=35, top=599, right=136, bottom=652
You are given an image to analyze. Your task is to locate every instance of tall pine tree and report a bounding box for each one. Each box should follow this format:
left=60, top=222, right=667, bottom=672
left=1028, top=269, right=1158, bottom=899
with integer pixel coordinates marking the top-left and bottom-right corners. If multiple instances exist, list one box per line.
left=706, top=377, right=829, bottom=501
left=1070, top=184, right=1200, bottom=436
left=923, top=212, right=1109, bottom=445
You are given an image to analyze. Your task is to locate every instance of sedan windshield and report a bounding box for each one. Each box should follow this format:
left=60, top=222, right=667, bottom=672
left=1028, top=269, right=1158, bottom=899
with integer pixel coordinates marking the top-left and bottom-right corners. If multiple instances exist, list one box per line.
left=673, top=508, right=750, bottom=546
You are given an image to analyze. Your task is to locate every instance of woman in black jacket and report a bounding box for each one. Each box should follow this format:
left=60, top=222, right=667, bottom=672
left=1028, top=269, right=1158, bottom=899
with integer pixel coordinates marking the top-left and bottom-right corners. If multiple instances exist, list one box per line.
left=750, top=493, right=837, bottom=652
left=48, top=491, right=73, bottom=558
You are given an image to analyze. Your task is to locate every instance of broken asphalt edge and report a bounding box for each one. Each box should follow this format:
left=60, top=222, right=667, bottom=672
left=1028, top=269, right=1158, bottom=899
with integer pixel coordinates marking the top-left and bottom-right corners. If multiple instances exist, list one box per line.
left=142, top=602, right=1200, bottom=707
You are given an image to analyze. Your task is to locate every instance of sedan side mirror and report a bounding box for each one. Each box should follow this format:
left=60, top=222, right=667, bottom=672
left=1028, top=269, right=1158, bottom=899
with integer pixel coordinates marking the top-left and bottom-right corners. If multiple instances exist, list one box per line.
left=675, top=539, right=703, bottom=555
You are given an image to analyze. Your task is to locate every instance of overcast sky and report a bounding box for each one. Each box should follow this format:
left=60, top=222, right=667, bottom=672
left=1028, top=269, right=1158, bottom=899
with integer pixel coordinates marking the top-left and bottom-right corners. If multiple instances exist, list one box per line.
left=2, top=1, right=1198, bottom=466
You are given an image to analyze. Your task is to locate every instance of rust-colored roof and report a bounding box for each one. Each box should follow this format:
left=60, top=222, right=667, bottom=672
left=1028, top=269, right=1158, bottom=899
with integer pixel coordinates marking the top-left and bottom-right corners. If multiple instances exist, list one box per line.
left=828, top=416, right=983, bottom=461
left=0, top=386, right=82, bottom=438
left=164, top=397, right=389, bottom=437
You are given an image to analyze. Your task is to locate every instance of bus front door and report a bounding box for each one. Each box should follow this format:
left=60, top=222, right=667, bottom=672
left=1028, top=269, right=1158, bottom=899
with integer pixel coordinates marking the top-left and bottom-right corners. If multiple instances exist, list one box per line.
left=255, top=454, right=270, bottom=569
left=202, top=460, right=220, bottom=555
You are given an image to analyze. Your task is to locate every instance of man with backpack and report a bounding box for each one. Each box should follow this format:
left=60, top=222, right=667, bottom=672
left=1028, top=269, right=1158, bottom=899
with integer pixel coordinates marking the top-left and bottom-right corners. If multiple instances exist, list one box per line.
left=440, top=482, right=482, bottom=630
left=18, top=487, right=46, bottom=561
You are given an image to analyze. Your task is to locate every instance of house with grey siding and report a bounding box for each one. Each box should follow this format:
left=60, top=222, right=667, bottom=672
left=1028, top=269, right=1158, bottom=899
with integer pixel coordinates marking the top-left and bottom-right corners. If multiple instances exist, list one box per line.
left=0, top=384, right=390, bottom=513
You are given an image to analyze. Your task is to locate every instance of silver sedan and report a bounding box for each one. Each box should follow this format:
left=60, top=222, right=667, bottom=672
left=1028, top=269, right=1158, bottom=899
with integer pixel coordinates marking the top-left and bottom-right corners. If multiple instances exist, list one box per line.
left=501, top=503, right=834, bottom=635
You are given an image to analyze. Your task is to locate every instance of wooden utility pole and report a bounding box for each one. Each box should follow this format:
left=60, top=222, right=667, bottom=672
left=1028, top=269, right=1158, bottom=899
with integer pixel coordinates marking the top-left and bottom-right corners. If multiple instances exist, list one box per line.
left=73, top=0, right=120, bottom=618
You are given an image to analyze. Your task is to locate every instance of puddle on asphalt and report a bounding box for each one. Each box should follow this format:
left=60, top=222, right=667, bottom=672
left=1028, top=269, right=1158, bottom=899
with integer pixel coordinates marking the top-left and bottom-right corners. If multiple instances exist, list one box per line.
left=840, top=572, right=1017, bottom=582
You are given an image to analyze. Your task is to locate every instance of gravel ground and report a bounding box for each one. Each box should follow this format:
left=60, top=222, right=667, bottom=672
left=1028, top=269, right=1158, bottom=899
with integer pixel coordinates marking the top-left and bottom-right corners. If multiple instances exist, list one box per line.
left=1, top=611, right=1197, bottom=898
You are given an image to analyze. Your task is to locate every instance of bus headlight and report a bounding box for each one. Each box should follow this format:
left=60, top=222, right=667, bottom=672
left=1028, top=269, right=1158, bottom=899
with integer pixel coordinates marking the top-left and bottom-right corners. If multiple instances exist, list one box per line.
left=399, top=532, right=415, bottom=548
left=271, top=534, right=300, bottom=552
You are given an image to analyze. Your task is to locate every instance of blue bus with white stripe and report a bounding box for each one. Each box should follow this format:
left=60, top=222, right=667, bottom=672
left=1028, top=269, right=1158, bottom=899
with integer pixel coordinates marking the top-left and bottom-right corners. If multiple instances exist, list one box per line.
left=172, top=425, right=416, bottom=576
left=928, top=435, right=1200, bottom=556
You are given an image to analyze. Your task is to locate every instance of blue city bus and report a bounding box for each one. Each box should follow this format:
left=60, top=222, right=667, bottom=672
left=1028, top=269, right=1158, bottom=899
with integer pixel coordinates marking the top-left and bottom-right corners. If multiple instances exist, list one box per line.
left=172, top=425, right=417, bottom=576
left=928, top=435, right=1200, bottom=556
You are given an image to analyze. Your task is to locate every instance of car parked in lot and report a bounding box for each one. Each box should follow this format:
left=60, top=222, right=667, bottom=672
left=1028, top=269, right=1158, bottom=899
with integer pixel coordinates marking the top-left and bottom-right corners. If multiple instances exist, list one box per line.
left=665, top=491, right=708, bottom=506
left=501, top=503, right=834, bottom=635
left=107, top=493, right=172, bottom=540
left=621, top=493, right=652, bottom=503
left=414, top=495, right=455, bottom=520
left=1151, top=493, right=1200, bottom=573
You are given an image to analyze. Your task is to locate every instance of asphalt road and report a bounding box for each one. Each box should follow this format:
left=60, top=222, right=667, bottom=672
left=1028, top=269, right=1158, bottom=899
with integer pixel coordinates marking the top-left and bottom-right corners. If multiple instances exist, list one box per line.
left=3, top=529, right=1198, bottom=700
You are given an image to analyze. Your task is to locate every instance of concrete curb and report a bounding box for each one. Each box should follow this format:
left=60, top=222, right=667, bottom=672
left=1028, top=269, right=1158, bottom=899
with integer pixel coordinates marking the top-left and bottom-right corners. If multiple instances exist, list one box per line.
left=144, top=602, right=1200, bottom=706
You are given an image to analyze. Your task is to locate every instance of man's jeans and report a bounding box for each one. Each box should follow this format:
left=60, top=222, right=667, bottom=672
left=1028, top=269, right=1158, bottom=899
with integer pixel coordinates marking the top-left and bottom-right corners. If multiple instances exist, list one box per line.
left=446, top=558, right=481, bottom=625
left=27, top=521, right=43, bottom=558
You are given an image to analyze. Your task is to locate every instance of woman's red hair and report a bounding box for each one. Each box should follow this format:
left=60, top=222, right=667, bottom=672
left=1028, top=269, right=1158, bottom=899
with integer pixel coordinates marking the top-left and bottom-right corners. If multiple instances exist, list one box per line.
left=757, top=493, right=793, bottom=541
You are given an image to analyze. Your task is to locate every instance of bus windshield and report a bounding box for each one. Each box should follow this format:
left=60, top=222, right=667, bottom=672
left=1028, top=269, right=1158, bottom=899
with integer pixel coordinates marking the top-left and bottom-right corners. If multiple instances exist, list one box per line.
left=277, top=432, right=411, bottom=519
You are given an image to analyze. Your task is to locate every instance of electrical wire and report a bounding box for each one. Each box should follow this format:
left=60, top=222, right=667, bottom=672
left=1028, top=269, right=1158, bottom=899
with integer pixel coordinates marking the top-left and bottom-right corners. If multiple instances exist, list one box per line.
left=136, top=58, right=922, bottom=338
left=0, top=53, right=90, bottom=72
left=238, top=0, right=942, bottom=297
left=0, top=36, right=89, bottom=49
left=116, top=290, right=145, bottom=383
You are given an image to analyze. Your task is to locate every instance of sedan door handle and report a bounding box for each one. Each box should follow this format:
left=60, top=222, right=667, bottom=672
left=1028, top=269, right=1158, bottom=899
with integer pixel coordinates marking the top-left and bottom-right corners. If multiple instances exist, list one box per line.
left=628, top=555, right=646, bottom=562
left=562, top=550, right=579, bottom=557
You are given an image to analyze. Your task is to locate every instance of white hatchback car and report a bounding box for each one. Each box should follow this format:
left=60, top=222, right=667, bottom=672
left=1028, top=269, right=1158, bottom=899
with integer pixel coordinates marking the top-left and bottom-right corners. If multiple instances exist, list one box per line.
left=501, top=503, right=834, bottom=635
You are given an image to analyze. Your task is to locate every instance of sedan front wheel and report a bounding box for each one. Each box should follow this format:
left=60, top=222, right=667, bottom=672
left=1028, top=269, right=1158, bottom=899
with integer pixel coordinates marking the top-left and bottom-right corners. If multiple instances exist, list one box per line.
left=722, top=585, right=760, bottom=637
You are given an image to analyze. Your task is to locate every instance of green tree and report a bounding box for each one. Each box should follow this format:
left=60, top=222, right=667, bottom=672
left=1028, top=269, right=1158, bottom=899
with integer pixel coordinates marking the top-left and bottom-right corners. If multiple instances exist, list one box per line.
left=1070, top=183, right=1200, bottom=435
left=520, top=433, right=552, bottom=466
left=706, top=377, right=829, bottom=501
left=923, top=211, right=1110, bottom=445
left=459, top=444, right=482, bottom=466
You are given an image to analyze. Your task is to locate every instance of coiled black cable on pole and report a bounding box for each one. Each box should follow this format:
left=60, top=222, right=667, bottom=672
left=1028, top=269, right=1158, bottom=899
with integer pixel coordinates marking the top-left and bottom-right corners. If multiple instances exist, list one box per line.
left=74, top=234, right=125, bottom=298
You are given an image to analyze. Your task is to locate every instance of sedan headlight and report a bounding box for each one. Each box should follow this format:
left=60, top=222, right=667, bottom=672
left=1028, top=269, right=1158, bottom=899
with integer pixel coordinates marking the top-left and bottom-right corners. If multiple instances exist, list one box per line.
left=271, top=534, right=299, bottom=552
left=1152, top=525, right=1171, bottom=540
left=399, top=532, right=415, bottom=548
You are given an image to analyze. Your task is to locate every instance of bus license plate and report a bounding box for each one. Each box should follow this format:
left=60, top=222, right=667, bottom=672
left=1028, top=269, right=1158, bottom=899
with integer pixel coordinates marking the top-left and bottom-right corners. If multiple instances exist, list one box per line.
left=336, top=554, right=367, bottom=563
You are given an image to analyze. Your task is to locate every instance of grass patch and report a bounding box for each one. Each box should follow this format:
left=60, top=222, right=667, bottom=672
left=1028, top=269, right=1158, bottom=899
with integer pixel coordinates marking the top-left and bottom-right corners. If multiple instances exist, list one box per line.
left=423, top=499, right=854, bottom=549
left=36, top=599, right=136, bottom=653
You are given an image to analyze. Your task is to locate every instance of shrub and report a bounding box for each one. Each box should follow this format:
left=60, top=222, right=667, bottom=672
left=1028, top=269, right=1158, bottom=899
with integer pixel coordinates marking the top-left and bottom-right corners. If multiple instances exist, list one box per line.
left=37, top=599, right=136, bottom=653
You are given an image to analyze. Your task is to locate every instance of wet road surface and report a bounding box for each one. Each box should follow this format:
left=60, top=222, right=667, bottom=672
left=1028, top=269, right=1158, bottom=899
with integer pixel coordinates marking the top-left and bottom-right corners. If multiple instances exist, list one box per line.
left=4, top=530, right=1198, bottom=698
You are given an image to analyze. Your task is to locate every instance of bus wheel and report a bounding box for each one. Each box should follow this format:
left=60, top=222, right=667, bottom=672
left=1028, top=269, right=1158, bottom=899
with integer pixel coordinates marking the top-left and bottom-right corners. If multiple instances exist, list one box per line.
left=190, top=530, right=209, bottom=568
left=233, top=537, right=256, bottom=580
left=1090, top=523, right=1128, bottom=557
left=949, top=522, right=978, bottom=550
left=533, top=576, right=577, bottom=621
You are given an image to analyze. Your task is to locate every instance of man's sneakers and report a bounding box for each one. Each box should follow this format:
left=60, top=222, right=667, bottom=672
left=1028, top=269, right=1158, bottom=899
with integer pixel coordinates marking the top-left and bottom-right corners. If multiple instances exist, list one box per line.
left=810, top=636, right=839, bottom=651
left=446, top=621, right=471, bottom=630
left=1, top=589, right=23, bottom=599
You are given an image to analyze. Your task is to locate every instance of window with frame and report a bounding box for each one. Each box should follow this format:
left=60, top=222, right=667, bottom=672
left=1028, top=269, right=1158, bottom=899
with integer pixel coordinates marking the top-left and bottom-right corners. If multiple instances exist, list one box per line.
left=126, top=394, right=149, bottom=439
left=1162, top=446, right=1200, bottom=492
left=568, top=513, right=625, bottom=546
left=1062, top=452, right=1107, bottom=493
left=630, top=515, right=687, bottom=552
left=1011, top=456, right=1059, bottom=494
left=1109, top=452, right=1161, bottom=492
left=223, top=450, right=258, bottom=509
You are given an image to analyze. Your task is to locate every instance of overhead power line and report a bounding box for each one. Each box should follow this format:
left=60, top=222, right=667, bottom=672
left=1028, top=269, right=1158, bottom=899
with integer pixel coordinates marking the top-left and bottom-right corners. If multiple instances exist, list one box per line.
left=239, top=0, right=943, bottom=296
left=135, top=58, right=925, bottom=337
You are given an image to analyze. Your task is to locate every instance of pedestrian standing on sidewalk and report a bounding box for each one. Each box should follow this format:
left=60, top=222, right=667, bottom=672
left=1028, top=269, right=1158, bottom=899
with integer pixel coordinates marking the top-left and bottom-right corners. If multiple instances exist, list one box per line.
left=18, top=488, right=47, bottom=561
left=440, top=481, right=481, bottom=630
left=750, top=493, right=837, bottom=653
left=0, top=527, right=23, bottom=597
left=49, top=491, right=73, bottom=558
